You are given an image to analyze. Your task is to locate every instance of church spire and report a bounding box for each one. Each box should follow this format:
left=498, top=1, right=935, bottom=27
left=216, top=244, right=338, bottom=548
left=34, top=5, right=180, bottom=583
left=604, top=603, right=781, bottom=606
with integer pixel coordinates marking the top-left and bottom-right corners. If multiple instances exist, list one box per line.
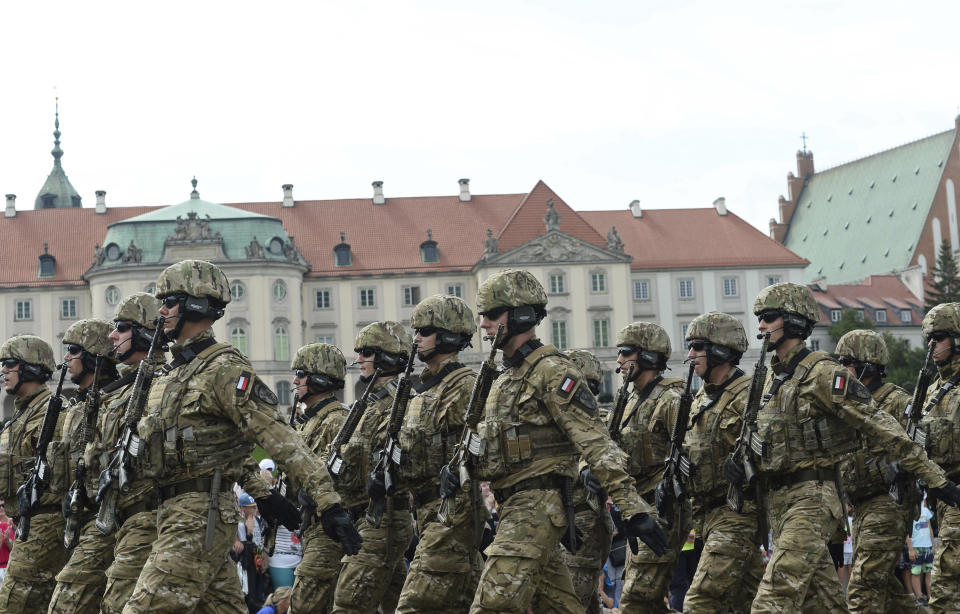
left=34, top=98, right=82, bottom=209
left=51, top=97, right=63, bottom=168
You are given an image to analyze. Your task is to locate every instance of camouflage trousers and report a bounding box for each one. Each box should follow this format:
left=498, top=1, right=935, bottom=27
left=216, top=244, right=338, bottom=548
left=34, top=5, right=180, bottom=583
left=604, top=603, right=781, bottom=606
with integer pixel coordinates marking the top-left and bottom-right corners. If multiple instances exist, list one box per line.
left=48, top=515, right=115, bottom=614
left=120, top=491, right=246, bottom=614
left=0, top=511, right=69, bottom=614
left=470, top=488, right=582, bottom=614
left=931, top=500, right=960, bottom=613
left=561, top=502, right=613, bottom=614
left=751, top=480, right=845, bottom=614
left=683, top=500, right=763, bottom=614
left=102, top=509, right=156, bottom=614
left=618, top=496, right=690, bottom=614
left=291, top=517, right=344, bottom=614
left=330, top=503, right=414, bottom=614
left=396, top=490, right=484, bottom=614
left=846, top=493, right=918, bottom=613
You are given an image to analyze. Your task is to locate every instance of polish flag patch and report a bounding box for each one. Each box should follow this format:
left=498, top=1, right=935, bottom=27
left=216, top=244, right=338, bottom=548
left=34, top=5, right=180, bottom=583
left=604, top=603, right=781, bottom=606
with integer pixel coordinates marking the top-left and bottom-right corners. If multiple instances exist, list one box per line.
left=236, top=375, right=250, bottom=391
left=832, top=374, right=846, bottom=394
left=561, top=377, right=577, bottom=394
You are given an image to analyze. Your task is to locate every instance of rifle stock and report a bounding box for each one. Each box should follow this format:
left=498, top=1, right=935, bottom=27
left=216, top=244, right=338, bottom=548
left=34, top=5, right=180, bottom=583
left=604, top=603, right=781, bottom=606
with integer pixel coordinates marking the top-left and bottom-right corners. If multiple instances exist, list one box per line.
left=726, top=332, right=770, bottom=514
left=654, top=361, right=695, bottom=530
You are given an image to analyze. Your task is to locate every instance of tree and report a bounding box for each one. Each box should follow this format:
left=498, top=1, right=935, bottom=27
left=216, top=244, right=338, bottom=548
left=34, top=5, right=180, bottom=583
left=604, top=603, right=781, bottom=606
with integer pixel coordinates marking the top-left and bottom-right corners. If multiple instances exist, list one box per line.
left=883, top=332, right=926, bottom=393
left=828, top=309, right=875, bottom=343
left=925, top=238, right=960, bottom=310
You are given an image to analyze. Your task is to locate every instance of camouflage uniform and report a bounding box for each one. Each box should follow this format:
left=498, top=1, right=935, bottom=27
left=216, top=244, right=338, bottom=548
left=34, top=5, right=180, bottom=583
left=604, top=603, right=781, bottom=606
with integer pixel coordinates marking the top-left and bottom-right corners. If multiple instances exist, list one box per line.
left=396, top=296, right=484, bottom=614
left=0, top=336, right=68, bottom=613
left=749, top=283, right=950, bottom=614
left=834, top=330, right=920, bottom=613
left=468, top=270, right=660, bottom=614
left=122, top=261, right=352, bottom=614
left=613, top=322, right=691, bottom=614
left=287, top=344, right=349, bottom=614
left=331, top=322, right=414, bottom=614
left=681, top=313, right=762, bottom=614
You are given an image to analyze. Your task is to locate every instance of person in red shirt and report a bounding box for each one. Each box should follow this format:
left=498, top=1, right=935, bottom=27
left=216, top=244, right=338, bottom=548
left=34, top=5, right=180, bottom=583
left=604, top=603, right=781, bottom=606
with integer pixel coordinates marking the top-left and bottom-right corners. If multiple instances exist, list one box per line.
left=0, top=499, right=15, bottom=585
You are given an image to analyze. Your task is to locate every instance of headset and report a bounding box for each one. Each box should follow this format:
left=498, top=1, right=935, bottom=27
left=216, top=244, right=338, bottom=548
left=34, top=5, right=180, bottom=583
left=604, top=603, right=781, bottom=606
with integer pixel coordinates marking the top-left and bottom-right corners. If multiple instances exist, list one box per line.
left=305, top=372, right=345, bottom=395
left=165, top=295, right=226, bottom=341
left=417, top=329, right=472, bottom=361
left=617, top=347, right=667, bottom=376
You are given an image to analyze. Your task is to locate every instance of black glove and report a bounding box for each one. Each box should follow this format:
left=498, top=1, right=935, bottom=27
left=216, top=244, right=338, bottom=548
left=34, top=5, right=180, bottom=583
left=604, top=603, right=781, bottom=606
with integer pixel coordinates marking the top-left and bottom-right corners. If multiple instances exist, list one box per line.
left=653, top=481, right=674, bottom=530
left=560, top=524, right=584, bottom=554
left=438, top=464, right=461, bottom=499
left=723, top=457, right=746, bottom=487
left=928, top=479, right=960, bottom=508
left=256, top=492, right=301, bottom=532
left=579, top=468, right=604, bottom=496
left=366, top=471, right=387, bottom=501
left=624, top=513, right=669, bottom=557
left=320, top=504, right=363, bottom=555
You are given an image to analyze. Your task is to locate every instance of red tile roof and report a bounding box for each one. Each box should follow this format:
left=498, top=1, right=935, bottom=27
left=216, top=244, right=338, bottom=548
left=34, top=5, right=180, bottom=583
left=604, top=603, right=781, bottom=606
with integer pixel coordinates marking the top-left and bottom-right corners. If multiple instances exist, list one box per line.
left=579, top=209, right=808, bottom=269
left=809, top=275, right=922, bottom=325
left=495, top=181, right=606, bottom=253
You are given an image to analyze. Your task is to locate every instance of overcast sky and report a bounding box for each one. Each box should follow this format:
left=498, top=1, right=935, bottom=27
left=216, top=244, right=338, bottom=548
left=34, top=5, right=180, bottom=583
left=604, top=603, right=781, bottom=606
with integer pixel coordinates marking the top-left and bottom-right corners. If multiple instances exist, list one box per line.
left=4, top=1, right=960, bottom=235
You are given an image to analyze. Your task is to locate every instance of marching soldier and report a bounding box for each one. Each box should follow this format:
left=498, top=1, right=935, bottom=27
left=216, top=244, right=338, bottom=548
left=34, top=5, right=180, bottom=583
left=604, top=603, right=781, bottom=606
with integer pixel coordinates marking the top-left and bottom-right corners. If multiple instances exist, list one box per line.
left=724, top=283, right=960, bottom=612
left=681, top=312, right=762, bottom=613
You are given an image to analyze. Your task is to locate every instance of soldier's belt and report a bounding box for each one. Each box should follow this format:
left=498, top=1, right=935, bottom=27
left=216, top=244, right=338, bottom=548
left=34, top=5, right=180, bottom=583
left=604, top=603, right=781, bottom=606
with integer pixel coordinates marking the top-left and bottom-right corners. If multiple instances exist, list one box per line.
left=117, top=496, right=159, bottom=527
left=767, top=467, right=835, bottom=491
left=493, top=474, right=563, bottom=505
left=159, top=477, right=214, bottom=502
left=412, top=485, right=440, bottom=507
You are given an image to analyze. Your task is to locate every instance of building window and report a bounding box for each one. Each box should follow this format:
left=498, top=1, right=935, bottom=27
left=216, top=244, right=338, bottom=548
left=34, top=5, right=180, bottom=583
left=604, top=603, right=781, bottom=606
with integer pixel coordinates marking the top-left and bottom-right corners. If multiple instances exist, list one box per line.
left=274, top=326, right=289, bottom=361
left=593, top=319, right=610, bottom=347
left=856, top=309, right=865, bottom=320
left=334, top=243, right=352, bottom=267
left=830, top=309, right=842, bottom=322
left=633, top=280, right=649, bottom=301
left=552, top=320, right=568, bottom=350
left=681, top=323, right=690, bottom=349
left=678, top=279, right=694, bottom=299
left=810, top=339, right=821, bottom=351
left=316, top=334, right=335, bottom=345
left=231, top=327, right=248, bottom=355
left=61, top=298, right=77, bottom=319
left=876, top=310, right=887, bottom=323
left=268, top=237, right=285, bottom=255
left=276, top=381, right=291, bottom=406
left=591, top=272, right=607, bottom=293
left=359, top=288, right=376, bottom=308
left=38, top=254, right=55, bottom=278
left=230, top=280, right=245, bottom=301
left=315, top=289, right=331, bottom=310
left=549, top=273, right=565, bottom=294
left=766, top=275, right=782, bottom=287
left=403, top=286, right=421, bottom=307
left=420, top=232, right=439, bottom=264
left=722, top=277, right=739, bottom=297
left=446, top=283, right=462, bottom=298
left=900, top=309, right=912, bottom=323
left=105, top=286, right=120, bottom=306
left=14, top=300, right=31, bottom=321
left=273, top=280, right=287, bottom=302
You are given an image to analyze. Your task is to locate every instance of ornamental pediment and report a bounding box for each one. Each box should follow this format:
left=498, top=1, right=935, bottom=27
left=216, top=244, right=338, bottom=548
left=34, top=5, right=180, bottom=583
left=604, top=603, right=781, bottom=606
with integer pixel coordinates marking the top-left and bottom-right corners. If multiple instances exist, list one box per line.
left=481, top=231, right=631, bottom=266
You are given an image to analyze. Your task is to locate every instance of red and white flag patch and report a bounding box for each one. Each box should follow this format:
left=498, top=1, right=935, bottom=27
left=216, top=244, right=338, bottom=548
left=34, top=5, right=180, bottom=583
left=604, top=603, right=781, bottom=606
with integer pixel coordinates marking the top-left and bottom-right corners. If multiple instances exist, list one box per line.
left=832, top=374, right=846, bottom=394
left=236, top=375, right=250, bottom=391
left=561, top=377, right=577, bottom=394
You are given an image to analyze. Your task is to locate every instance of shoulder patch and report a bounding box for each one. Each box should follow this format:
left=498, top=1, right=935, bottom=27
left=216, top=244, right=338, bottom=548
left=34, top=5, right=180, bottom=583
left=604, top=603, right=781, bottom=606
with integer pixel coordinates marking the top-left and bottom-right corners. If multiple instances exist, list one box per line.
left=236, top=374, right=252, bottom=393
left=560, top=376, right=578, bottom=396
left=831, top=372, right=847, bottom=396
left=846, top=376, right=872, bottom=402
left=253, top=377, right=279, bottom=406
left=573, top=385, right=599, bottom=415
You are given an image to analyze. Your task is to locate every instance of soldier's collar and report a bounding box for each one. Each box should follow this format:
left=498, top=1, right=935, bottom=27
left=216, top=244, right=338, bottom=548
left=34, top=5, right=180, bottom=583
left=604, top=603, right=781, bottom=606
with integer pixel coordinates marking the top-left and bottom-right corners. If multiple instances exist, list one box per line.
left=165, top=336, right=218, bottom=372
left=415, top=361, right=466, bottom=393
left=14, top=386, right=48, bottom=411
left=169, top=329, right=216, bottom=355
left=297, top=396, right=339, bottom=424
left=702, top=368, right=745, bottom=395
left=502, top=339, right=544, bottom=369
left=939, top=358, right=960, bottom=380
left=771, top=341, right=808, bottom=374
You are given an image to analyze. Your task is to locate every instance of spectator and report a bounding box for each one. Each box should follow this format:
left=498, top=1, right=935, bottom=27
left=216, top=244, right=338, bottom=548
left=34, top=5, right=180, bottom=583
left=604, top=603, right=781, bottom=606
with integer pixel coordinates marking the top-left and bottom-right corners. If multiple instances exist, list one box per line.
left=841, top=512, right=853, bottom=591
left=259, top=458, right=277, bottom=487
left=268, top=523, right=303, bottom=589
left=600, top=561, right=621, bottom=612
left=232, top=492, right=269, bottom=614
left=907, top=497, right=935, bottom=606
left=0, top=500, right=13, bottom=586
left=256, top=586, right=292, bottom=614
left=668, top=529, right=703, bottom=610
left=606, top=503, right=627, bottom=608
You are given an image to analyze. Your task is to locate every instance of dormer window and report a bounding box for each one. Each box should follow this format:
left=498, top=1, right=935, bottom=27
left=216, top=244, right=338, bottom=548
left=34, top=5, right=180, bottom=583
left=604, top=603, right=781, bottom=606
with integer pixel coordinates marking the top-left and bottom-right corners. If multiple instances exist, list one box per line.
left=420, top=229, right=439, bottom=264
left=42, top=194, right=55, bottom=209
left=38, top=244, right=55, bottom=278
left=71, top=196, right=81, bottom=208
left=334, top=232, right=352, bottom=267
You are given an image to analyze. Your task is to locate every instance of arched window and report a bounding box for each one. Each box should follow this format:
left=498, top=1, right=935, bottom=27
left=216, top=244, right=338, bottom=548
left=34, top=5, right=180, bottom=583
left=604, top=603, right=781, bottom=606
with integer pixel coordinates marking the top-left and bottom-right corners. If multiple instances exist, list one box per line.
left=420, top=230, right=439, bottom=264
left=230, top=280, right=245, bottom=301
left=105, top=286, right=121, bottom=306
left=231, top=327, right=248, bottom=356
left=334, top=232, right=352, bottom=267
left=274, top=326, right=289, bottom=361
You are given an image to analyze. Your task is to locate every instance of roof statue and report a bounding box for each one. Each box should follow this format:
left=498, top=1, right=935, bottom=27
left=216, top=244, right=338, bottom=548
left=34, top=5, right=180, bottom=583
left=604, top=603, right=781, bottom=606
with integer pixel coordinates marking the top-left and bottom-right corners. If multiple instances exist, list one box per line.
left=283, top=236, right=299, bottom=262
left=544, top=198, right=561, bottom=232
left=245, top=236, right=264, bottom=259
left=122, top=240, right=142, bottom=264
left=606, top=226, right=624, bottom=252
left=34, top=99, right=82, bottom=209
left=169, top=211, right=223, bottom=242
left=484, top=228, right=499, bottom=258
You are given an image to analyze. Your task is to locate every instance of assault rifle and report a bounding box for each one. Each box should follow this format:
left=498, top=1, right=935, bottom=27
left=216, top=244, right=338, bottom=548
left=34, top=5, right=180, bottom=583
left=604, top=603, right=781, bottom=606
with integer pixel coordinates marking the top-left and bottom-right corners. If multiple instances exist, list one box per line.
left=726, top=332, right=771, bottom=513
left=607, top=365, right=635, bottom=445
left=437, top=324, right=504, bottom=545
left=654, top=361, right=696, bottom=530
left=326, top=368, right=382, bottom=480
left=889, top=342, right=936, bottom=506
left=16, top=361, right=69, bottom=541
left=95, top=316, right=166, bottom=535
left=367, top=342, right=417, bottom=530
left=63, top=355, right=104, bottom=548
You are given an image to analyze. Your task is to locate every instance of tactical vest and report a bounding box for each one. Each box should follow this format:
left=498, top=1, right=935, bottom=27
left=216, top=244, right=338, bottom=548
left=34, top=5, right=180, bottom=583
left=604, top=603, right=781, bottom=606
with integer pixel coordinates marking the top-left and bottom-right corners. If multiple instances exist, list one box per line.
left=0, top=389, right=51, bottom=515
left=685, top=375, right=750, bottom=499
left=477, top=347, right=579, bottom=482
left=137, top=343, right=255, bottom=486
left=920, top=370, right=960, bottom=474
left=756, top=351, right=860, bottom=474
left=297, top=397, right=347, bottom=457
left=337, top=380, right=396, bottom=504
left=399, top=365, right=475, bottom=487
left=618, top=377, right=683, bottom=479
left=840, top=383, right=904, bottom=502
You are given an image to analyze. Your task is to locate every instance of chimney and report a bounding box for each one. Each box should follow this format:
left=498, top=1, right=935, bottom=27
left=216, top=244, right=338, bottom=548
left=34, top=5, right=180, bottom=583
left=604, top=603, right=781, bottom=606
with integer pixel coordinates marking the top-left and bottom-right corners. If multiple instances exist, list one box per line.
left=458, top=178, right=471, bottom=202
left=769, top=217, right=788, bottom=243
left=713, top=196, right=727, bottom=216
left=372, top=180, right=385, bottom=205
left=4, top=194, right=15, bottom=218
left=282, top=184, right=294, bottom=208
left=796, top=150, right=815, bottom=179
left=95, top=190, right=107, bottom=214
left=629, top=199, right=642, bottom=218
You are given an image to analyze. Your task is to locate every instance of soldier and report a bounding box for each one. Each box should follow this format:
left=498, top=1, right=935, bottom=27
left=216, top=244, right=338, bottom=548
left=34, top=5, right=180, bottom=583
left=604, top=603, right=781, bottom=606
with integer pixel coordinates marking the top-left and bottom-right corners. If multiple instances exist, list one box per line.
left=392, top=295, right=484, bottom=614
left=0, top=335, right=64, bottom=612
left=330, top=321, right=415, bottom=614
left=438, top=268, right=668, bottom=614
left=48, top=319, right=123, bottom=614
left=723, top=282, right=960, bottom=613
left=680, top=312, right=763, bottom=613
left=121, top=260, right=360, bottom=613
left=834, top=329, right=921, bottom=613
left=563, top=349, right=615, bottom=614
left=287, top=343, right=350, bottom=613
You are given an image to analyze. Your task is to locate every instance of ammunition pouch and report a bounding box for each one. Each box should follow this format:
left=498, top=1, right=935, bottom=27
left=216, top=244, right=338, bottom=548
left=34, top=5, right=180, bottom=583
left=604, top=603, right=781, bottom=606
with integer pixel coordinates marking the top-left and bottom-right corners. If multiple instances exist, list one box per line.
left=480, top=419, right=576, bottom=481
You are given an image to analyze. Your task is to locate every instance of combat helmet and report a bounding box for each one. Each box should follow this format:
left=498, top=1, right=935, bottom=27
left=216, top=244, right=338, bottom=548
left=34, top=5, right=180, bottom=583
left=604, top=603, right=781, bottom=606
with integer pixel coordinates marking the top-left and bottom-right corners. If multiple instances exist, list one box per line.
left=355, top=321, right=412, bottom=375
left=753, top=282, right=820, bottom=346
left=113, top=292, right=164, bottom=362
left=565, top=349, right=603, bottom=395
left=476, top=269, right=547, bottom=346
left=616, top=322, right=671, bottom=374
left=835, top=329, right=888, bottom=380
left=155, top=260, right=230, bottom=341
left=291, top=343, right=346, bottom=394
left=686, top=312, right=748, bottom=374
left=0, top=335, right=56, bottom=391
left=411, top=294, right=476, bottom=359
left=63, top=319, right=119, bottom=384
left=922, top=303, right=960, bottom=365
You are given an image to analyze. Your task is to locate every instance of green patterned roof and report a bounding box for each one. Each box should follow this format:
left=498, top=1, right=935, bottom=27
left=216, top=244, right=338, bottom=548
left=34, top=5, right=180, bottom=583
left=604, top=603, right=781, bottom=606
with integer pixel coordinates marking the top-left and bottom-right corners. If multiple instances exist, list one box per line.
left=784, top=130, right=954, bottom=283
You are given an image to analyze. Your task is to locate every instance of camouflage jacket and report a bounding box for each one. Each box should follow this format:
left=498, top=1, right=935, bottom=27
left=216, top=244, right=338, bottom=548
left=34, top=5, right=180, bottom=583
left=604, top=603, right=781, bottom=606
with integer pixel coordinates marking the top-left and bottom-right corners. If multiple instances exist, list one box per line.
left=0, top=387, right=59, bottom=514
left=921, top=357, right=960, bottom=479
left=338, top=377, right=399, bottom=509
left=613, top=375, right=683, bottom=495
left=296, top=394, right=348, bottom=461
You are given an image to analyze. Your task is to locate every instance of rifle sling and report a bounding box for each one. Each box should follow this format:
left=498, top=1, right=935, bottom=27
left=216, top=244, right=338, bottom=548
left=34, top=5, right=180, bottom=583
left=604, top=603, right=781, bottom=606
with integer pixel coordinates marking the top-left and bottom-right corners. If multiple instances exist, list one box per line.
left=102, top=371, right=138, bottom=395
left=760, top=348, right=811, bottom=407
left=923, top=371, right=960, bottom=415
left=414, top=362, right=466, bottom=393
left=620, top=376, right=663, bottom=430
left=296, top=396, right=338, bottom=425
left=162, top=337, right=218, bottom=373
left=689, top=368, right=744, bottom=427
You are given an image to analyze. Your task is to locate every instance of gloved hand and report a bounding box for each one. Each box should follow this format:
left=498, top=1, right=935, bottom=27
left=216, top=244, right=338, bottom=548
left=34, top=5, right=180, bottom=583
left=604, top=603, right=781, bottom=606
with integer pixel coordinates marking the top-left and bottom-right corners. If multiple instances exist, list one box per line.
left=560, top=524, right=584, bottom=554
left=624, top=513, right=669, bottom=557
left=579, top=468, right=604, bottom=496
left=928, top=479, right=960, bottom=508
left=256, top=492, right=301, bottom=532
left=438, top=464, right=461, bottom=499
left=320, top=504, right=363, bottom=555
left=723, top=457, right=746, bottom=487
left=366, top=471, right=387, bottom=501
left=653, top=481, right=674, bottom=530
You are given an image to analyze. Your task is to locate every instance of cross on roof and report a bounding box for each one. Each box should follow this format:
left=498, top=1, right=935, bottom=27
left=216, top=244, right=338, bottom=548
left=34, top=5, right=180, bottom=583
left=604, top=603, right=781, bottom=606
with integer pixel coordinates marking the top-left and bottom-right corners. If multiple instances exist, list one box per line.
left=800, top=132, right=809, bottom=153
